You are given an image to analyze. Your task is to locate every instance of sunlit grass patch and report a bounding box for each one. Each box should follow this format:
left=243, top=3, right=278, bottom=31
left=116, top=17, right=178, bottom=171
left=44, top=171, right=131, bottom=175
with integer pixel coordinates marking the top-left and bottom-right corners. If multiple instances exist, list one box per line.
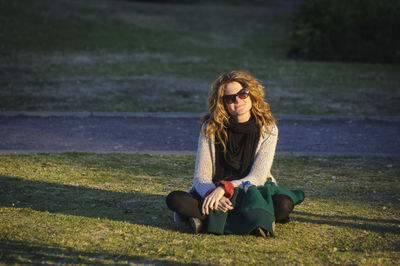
left=0, top=153, right=399, bottom=264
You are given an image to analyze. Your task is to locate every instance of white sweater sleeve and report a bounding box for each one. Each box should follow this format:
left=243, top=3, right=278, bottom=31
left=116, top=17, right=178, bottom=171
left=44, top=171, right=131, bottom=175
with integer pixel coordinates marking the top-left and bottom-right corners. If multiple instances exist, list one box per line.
left=192, top=133, right=217, bottom=198
left=230, top=125, right=278, bottom=188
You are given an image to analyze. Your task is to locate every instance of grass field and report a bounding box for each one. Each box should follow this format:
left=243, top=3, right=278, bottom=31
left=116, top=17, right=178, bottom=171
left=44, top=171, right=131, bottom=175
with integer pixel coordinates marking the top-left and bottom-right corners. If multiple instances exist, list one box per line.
left=1, top=0, right=399, bottom=115
left=0, top=153, right=399, bottom=264
left=1, top=0, right=399, bottom=264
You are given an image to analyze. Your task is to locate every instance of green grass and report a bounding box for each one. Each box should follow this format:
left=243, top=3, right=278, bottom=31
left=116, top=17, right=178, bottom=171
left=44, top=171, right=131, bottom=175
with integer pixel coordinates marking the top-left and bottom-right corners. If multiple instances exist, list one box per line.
left=1, top=153, right=399, bottom=264
left=1, top=0, right=399, bottom=115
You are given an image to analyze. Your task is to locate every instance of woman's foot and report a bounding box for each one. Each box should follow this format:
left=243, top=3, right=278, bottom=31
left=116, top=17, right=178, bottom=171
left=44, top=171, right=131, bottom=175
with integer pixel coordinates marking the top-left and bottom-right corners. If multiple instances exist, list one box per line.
left=251, top=224, right=274, bottom=238
left=188, top=217, right=203, bottom=234
left=276, top=217, right=291, bottom=224
left=255, top=227, right=268, bottom=238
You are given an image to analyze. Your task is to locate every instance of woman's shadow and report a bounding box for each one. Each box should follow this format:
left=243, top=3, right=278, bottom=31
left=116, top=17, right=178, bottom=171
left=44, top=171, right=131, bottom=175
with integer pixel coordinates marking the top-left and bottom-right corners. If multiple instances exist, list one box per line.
left=0, top=175, right=184, bottom=231
left=0, top=239, right=198, bottom=265
left=0, top=175, right=204, bottom=264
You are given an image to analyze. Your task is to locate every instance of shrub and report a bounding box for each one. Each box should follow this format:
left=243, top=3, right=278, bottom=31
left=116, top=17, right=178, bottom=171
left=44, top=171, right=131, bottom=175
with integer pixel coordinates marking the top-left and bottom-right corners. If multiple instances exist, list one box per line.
left=288, top=0, right=400, bottom=63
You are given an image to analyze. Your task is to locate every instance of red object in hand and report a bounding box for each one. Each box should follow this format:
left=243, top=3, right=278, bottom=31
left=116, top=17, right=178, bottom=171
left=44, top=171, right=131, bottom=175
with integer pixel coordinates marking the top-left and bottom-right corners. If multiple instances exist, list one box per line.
left=218, top=180, right=234, bottom=199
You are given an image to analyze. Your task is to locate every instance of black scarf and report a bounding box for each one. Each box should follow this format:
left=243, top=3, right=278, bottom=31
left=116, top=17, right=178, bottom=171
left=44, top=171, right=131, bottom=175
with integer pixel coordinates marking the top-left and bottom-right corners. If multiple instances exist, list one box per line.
left=214, top=115, right=260, bottom=183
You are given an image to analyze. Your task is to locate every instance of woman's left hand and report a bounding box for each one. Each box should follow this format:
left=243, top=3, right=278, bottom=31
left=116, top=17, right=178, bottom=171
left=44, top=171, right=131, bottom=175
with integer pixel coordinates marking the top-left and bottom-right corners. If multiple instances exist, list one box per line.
left=217, top=196, right=234, bottom=213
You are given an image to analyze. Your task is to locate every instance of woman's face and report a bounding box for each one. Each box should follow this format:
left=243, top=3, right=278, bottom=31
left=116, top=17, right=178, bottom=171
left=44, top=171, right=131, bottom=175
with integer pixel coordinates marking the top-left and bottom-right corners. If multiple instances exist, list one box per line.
left=224, top=81, right=252, bottom=123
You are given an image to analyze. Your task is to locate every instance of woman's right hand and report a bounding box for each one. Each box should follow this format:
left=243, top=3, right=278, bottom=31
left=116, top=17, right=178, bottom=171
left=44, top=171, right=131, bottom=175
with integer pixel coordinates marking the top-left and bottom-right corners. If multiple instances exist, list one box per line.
left=202, top=186, right=225, bottom=215
left=202, top=187, right=234, bottom=215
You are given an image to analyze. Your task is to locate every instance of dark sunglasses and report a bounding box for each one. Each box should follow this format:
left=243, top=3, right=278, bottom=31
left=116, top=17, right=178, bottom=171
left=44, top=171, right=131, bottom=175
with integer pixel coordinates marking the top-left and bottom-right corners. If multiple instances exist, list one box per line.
left=223, top=88, right=250, bottom=104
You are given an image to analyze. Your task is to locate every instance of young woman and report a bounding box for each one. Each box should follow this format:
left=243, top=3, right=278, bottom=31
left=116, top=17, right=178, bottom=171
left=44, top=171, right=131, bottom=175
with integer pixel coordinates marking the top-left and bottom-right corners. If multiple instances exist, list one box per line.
left=166, top=71, right=299, bottom=236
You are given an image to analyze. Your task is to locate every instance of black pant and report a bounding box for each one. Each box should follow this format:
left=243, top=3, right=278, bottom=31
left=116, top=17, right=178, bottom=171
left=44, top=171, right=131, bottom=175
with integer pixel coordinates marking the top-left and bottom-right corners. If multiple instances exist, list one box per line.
left=166, top=190, right=294, bottom=223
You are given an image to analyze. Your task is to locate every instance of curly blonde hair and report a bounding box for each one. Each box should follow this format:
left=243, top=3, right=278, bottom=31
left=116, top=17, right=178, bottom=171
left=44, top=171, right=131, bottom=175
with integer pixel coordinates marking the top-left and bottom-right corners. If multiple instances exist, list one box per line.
left=201, top=70, right=276, bottom=150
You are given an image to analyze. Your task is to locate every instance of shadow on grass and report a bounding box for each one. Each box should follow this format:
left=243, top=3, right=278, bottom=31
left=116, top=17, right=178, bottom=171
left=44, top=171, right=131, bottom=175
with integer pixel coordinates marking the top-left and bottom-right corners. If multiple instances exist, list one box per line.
left=292, top=211, right=400, bottom=235
left=0, top=175, right=184, bottom=231
left=0, top=239, right=202, bottom=265
left=3, top=175, right=398, bottom=237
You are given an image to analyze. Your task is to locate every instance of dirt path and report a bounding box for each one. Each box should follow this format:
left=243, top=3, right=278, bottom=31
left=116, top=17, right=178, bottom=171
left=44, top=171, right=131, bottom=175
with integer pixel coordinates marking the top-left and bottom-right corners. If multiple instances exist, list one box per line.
left=1, top=113, right=399, bottom=158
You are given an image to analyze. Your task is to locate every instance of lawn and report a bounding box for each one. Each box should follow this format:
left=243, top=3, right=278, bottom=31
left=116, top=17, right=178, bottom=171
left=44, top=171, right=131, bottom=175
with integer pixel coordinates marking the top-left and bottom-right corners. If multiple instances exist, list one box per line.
left=1, top=0, right=399, bottom=115
left=1, top=0, right=399, bottom=264
left=1, top=153, right=399, bottom=264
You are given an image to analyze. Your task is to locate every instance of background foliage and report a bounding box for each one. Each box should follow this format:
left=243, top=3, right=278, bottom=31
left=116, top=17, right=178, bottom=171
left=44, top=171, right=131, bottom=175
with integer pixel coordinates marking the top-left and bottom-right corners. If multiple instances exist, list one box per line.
left=289, top=0, right=400, bottom=63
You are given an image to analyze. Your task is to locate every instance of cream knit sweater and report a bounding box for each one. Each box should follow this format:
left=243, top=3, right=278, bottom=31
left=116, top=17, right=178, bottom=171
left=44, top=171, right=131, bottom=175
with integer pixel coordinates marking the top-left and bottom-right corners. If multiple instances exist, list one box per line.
left=189, top=124, right=279, bottom=198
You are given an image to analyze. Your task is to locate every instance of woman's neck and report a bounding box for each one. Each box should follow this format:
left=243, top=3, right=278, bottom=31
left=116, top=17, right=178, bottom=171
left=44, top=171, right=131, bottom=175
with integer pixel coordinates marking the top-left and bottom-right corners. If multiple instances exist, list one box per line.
left=236, top=113, right=251, bottom=123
